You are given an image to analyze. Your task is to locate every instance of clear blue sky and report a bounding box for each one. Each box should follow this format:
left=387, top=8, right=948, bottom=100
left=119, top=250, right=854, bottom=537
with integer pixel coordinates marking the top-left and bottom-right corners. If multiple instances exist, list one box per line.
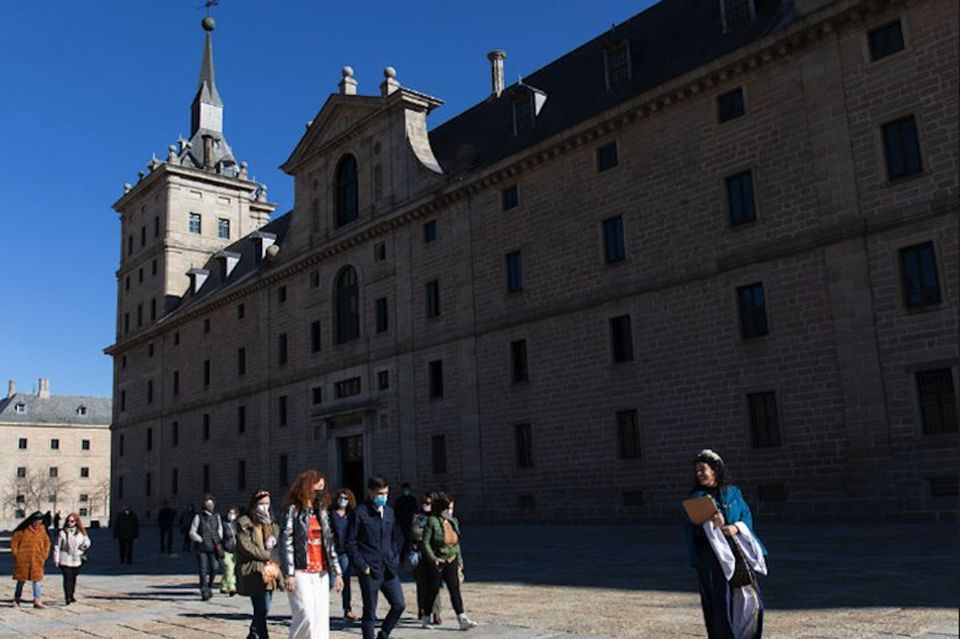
left=0, top=1, right=654, bottom=398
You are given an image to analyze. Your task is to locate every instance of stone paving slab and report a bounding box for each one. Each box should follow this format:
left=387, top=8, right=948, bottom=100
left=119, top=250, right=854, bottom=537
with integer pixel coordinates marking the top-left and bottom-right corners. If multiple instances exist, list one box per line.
left=0, top=523, right=956, bottom=638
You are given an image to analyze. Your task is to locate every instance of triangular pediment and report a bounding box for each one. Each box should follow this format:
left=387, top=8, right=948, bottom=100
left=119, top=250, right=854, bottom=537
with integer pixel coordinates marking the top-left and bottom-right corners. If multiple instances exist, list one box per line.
left=281, top=95, right=384, bottom=174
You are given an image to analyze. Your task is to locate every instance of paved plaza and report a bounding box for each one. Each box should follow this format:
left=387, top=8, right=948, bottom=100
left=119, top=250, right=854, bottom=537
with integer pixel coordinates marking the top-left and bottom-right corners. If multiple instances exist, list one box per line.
left=0, top=523, right=956, bottom=638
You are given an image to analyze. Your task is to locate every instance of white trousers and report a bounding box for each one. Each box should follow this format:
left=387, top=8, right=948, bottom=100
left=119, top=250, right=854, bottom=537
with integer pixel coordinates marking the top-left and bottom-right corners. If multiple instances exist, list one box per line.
left=287, top=570, right=330, bottom=639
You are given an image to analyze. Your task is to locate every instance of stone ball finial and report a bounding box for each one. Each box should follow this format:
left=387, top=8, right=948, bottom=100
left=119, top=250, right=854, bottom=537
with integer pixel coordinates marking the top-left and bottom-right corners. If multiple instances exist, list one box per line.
left=265, top=244, right=280, bottom=259
left=202, top=16, right=216, bottom=32
left=123, top=183, right=133, bottom=193
left=384, top=66, right=397, bottom=79
left=342, top=66, right=354, bottom=78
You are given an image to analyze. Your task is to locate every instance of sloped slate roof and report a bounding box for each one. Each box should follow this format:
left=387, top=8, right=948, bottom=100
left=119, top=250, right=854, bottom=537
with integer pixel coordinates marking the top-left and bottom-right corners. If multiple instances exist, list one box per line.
left=0, top=393, right=111, bottom=426
left=428, top=0, right=797, bottom=173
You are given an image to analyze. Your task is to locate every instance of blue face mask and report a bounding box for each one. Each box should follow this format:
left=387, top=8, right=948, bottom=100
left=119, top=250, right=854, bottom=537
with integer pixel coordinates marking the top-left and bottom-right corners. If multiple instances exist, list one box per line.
left=372, top=494, right=388, bottom=508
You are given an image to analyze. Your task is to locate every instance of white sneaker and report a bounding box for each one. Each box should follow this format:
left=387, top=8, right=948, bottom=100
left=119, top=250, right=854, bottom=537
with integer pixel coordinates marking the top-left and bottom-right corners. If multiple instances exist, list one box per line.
left=458, top=614, right=477, bottom=630
left=421, top=616, right=433, bottom=630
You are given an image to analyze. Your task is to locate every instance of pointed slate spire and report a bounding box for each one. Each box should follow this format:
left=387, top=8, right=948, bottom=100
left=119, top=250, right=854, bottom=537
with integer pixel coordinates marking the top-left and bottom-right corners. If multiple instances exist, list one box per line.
left=191, top=17, right=223, bottom=136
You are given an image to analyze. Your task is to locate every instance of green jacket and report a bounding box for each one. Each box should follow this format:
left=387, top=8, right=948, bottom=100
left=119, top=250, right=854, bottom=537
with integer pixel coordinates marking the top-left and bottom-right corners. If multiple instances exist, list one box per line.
left=235, top=515, right=282, bottom=596
left=420, top=515, right=462, bottom=565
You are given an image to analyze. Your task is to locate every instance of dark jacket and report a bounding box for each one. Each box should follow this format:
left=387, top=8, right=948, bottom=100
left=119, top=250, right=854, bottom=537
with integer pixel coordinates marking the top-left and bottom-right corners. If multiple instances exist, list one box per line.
left=235, top=514, right=282, bottom=596
left=113, top=510, right=139, bottom=540
left=346, top=502, right=403, bottom=579
left=421, top=515, right=463, bottom=566
left=157, top=506, right=176, bottom=529
left=280, top=505, right=342, bottom=578
left=331, top=509, right=349, bottom=554
left=223, top=518, right=238, bottom=553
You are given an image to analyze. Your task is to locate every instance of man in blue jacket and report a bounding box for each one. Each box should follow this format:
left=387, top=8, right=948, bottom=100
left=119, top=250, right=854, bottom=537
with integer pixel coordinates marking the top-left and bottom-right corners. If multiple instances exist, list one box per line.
left=347, top=475, right=406, bottom=639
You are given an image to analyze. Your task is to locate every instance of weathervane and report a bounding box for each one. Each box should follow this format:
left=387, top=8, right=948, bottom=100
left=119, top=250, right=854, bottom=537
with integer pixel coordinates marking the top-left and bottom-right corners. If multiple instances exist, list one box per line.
left=200, top=0, right=220, bottom=15
left=199, top=0, right=219, bottom=31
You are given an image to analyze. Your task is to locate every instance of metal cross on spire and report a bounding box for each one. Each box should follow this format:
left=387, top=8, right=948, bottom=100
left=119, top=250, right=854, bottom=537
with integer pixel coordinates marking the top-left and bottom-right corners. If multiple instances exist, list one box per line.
left=201, top=0, right=220, bottom=16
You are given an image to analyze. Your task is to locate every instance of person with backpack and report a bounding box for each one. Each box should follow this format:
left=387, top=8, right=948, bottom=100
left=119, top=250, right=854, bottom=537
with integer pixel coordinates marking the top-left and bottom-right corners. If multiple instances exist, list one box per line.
left=189, top=494, right=224, bottom=601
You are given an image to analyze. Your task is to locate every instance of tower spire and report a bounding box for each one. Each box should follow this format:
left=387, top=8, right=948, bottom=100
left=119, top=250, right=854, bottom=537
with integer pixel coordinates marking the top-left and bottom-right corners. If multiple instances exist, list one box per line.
left=191, top=16, right=223, bottom=136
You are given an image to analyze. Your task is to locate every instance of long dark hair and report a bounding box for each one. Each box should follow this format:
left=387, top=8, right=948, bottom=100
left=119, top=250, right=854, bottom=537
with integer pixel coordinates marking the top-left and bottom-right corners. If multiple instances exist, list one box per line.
left=691, top=450, right=729, bottom=493
left=14, top=511, right=44, bottom=533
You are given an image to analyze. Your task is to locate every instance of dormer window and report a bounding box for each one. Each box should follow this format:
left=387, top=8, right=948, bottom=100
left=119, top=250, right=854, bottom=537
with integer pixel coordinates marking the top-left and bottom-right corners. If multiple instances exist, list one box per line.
left=335, top=154, right=359, bottom=228
left=511, top=85, right=547, bottom=136
left=720, top=0, right=756, bottom=33
left=604, top=42, right=631, bottom=89
left=14, top=403, right=25, bottom=414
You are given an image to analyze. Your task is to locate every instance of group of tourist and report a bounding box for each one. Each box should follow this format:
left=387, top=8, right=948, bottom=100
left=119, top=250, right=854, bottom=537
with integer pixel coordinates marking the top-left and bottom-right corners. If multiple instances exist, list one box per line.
left=8, top=451, right=767, bottom=639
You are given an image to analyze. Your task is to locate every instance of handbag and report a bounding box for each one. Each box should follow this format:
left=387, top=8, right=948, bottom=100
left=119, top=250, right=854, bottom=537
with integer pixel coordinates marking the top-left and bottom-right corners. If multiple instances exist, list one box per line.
left=262, top=560, right=281, bottom=588
left=726, top=537, right=755, bottom=588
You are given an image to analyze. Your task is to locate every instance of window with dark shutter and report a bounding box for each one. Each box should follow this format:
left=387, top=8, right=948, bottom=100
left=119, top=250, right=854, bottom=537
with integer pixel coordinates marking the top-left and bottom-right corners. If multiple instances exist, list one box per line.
left=610, top=315, right=634, bottom=363
left=899, top=242, right=941, bottom=308
left=916, top=369, right=957, bottom=435
left=882, top=115, right=922, bottom=180
left=868, top=20, right=905, bottom=61
left=617, top=410, right=641, bottom=459
left=737, top=283, right=768, bottom=339
left=726, top=170, right=757, bottom=226
left=717, top=87, right=745, bottom=123
left=335, top=155, right=359, bottom=227
left=515, top=423, right=534, bottom=468
left=748, top=391, right=781, bottom=447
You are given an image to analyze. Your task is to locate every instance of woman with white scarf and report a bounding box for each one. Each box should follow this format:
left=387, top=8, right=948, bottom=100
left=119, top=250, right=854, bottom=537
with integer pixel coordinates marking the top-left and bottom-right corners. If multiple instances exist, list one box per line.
left=53, top=512, right=91, bottom=605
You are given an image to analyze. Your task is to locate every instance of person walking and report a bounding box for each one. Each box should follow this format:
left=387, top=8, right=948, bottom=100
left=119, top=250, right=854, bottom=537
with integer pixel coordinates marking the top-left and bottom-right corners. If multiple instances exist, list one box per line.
left=281, top=470, right=344, bottom=639
left=331, top=488, right=358, bottom=621
left=236, top=490, right=283, bottom=639
left=113, top=506, right=139, bottom=564
left=180, top=504, right=196, bottom=551
left=412, top=492, right=443, bottom=626
left=346, top=475, right=406, bottom=639
left=53, top=512, right=91, bottom=605
left=421, top=495, right=477, bottom=630
left=221, top=506, right=240, bottom=596
left=157, top=501, right=177, bottom=555
left=11, top=512, right=51, bottom=608
left=684, top=449, right=767, bottom=639
left=393, top=482, right=418, bottom=558
left=189, top=495, right=224, bottom=601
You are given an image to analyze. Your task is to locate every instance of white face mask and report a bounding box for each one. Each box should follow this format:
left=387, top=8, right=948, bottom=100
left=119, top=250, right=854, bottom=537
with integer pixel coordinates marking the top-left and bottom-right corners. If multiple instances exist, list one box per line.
left=227, top=513, right=237, bottom=522
left=442, top=508, right=454, bottom=519
left=256, top=504, right=271, bottom=515
left=337, top=498, right=349, bottom=509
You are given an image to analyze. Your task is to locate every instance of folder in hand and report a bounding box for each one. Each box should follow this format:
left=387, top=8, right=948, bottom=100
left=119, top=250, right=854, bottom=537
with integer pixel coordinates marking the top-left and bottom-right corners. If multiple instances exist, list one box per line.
left=682, top=496, right=719, bottom=525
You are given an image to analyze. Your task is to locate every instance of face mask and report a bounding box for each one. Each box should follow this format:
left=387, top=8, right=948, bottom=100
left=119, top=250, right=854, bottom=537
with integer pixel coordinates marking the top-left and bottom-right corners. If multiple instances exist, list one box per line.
left=256, top=504, right=271, bottom=515
left=372, top=495, right=388, bottom=508
left=403, top=490, right=411, bottom=496
left=313, top=491, right=325, bottom=507
left=227, top=513, right=237, bottom=522
left=337, top=498, right=349, bottom=509
left=422, top=503, right=432, bottom=513
left=442, top=508, right=454, bottom=519
left=204, top=503, right=214, bottom=512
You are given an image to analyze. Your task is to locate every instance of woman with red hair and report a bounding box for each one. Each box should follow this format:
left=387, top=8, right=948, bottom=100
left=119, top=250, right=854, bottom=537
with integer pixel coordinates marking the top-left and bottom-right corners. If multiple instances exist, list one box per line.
left=53, top=512, right=91, bottom=605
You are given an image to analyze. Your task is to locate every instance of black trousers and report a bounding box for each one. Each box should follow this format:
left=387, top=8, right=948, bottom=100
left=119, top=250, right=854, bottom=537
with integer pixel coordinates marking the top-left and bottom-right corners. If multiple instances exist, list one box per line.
left=61, top=565, right=81, bottom=602
left=118, top=539, right=134, bottom=564
left=160, top=527, right=174, bottom=553
left=696, top=564, right=735, bottom=639
left=425, top=561, right=463, bottom=616
left=358, top=569, right=405, bottom=639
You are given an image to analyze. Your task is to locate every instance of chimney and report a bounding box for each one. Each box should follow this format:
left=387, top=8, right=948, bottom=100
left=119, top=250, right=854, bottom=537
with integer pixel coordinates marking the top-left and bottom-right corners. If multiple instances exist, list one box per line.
left=487, top=50, right=507, bottom=99
left=339, top=66, right=358, bottom=96
left=202, top=134, right=215, bottom=169
left=37, top=378, right=50, bottom=399
left=7, top=379, right=14, bottom=399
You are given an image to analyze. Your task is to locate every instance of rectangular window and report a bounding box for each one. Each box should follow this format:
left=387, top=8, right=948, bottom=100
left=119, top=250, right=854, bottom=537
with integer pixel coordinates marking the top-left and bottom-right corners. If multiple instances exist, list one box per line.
left=203, top=359, right=211, bottom=387
left=237, top=303, right=246, bottom=320
left=189, top=213, right=201, bottom=235
left=117, top=476, right=123, bottom=499
left=335, top=377, right=362, bottom=399
left=81, top=439, right=90, bottom=451
left=501, top=184, right=519, bottom=211
left=423, top=220, right=438, bottom=244
left=310, top=271, right=320, bottom=289
left=152, top=259, right=157, bottom=276
left=237, top=460, right=247, bottom=490
left=425, top=280, right=441, bottom=318
left=137, top=304, right=143, bottom=327
left=148, top=343, right=154, bottom=358
left=154, top=216, right=160, bottom=237
left=513, top=95, right=534, bottom=134
left=18, top=438, right=27, bottom=450
left=202, top=464, right=210, bottom=492
left=202, top=414, right=210, bottom=440
left=596, top=142, right=618, bottom=172
left=610, top=315, right=634, bottom=363
left=150, top=299, right=156, bottom=321
left=145, top=472, right=151, bottom=496
left=617, top=409, right=641, bottom=459
left=869, top=20, right=905, bottom=61
left=279, top=454, right=289, bottom=488
left=174, top=331, right=180, bottom=346
left=899, top=242, right=941, bottom=308
left=238, top=347, right=246, bottom=375
left=312, top=386, right=323, bottom=405
left=119, top=434, right=124, bottom=456
left=737, top=282, right=769, bottom=338
left=79, top=494, right=88, bottom=502
left=726, top=170, right=757, bottom=226
left=120, top=390, right=126, bottom=411
left=139, top=268, right=144, bottom=283
left=17, top=467, right=26, bottom=478
left=173, top=370, right=180, bottom=395
left=49, top=467, right=58, bottom=478
left=172, top=421, right=179, bottom=447
left=377, top=370, right=390, bottom=390
left=278, top=333, right=288, bottom=365
left=511, top=339, right=528, bottom=384
left=605, top=43, right=630, bottom=88
left=603, top=216, right=625, bottom=264
left=171, top=468, right=179, bottom=495
left=917, top=369, right=958, bottom=435
left=124, top=313, right=130, bottom=334
left=883, top=115, right=922, bottom=180
left=431, top=435, right=447, bottom=474
left=515, top=423, right=534, bottom=468
left=310, top=321, right=322, bottom=352
left=140, top=226, right=146, bottom=247
left=374, top=242, right=386, bottom=262
left=278, top=286, right=287, bottom=304
left=147, top=379, right=154, bottom=403
left=125, top=276, right=130, bottom=291
left=717, top=87, right=745, bottom=123
left=278, top=396, right=288, bottom=426
left=203, top=318, right=210, bottom=334
left=127, top=235, right=133, bottom=255
left=238, top=405, right=246, bottom=434
left=429, top=360, right=444, bottom=399
left=748, top=391, right=782, bottom=448
left=146, top=427, right=153, bottom=450
left=218, top=218, right=230, bottom=239
left=50, top=439, right=59, bottom=450
left=506, top=251, right=523, bottom=293
left=375, top=298, right=389, bottom=333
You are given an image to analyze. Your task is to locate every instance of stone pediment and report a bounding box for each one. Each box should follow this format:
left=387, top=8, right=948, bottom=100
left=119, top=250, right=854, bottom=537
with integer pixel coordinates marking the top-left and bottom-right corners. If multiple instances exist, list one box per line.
left=281, top=95, right=383, bottom=174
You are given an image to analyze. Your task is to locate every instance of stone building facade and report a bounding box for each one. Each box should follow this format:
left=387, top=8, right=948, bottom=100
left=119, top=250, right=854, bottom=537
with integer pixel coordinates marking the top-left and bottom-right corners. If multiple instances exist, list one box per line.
left=107, top=0, right=957, bottom=523
left=0, top=380, right=111, bottom=529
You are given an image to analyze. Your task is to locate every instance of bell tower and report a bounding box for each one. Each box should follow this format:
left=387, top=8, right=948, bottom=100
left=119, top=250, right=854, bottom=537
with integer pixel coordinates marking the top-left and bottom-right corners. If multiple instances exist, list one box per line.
left=110, top=15, right=275, bottom=342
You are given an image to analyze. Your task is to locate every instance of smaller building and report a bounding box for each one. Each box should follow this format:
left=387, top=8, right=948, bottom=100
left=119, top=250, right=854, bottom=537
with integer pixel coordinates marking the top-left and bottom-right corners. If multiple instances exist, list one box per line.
left=0, top=379, right=111, bottom=530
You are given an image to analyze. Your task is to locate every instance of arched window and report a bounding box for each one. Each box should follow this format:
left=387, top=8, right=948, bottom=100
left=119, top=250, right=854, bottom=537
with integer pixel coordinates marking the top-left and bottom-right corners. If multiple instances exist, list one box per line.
left=335, top=154, right=358, bottom=228
left=335, top=266, right=360, bottom=343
